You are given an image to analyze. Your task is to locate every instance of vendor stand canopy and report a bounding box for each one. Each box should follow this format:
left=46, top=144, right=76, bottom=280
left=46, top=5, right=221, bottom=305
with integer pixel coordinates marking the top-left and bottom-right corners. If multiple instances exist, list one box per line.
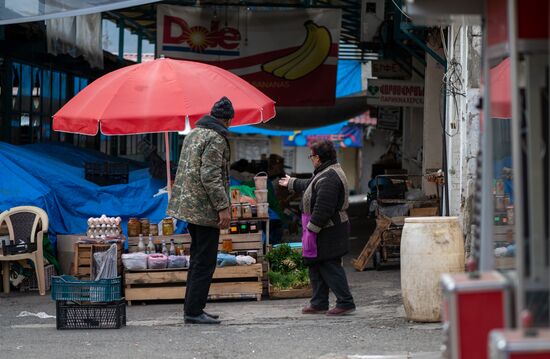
left=53, top=56, right=276, bottom=195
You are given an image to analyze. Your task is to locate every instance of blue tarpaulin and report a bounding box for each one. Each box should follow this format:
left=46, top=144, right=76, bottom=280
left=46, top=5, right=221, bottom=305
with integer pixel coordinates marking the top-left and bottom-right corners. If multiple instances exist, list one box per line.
left=0, top=141, right=173, bottom=251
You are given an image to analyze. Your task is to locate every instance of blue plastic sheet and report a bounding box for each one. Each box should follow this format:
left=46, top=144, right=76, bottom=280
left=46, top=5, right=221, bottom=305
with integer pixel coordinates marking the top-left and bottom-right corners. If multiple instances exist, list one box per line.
left=0, top=141, right=177, bottom=251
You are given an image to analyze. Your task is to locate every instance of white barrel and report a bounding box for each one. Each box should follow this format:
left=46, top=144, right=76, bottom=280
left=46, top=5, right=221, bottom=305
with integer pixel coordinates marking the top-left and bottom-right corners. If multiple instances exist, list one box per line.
left=400, top=216, right=464, bottom=322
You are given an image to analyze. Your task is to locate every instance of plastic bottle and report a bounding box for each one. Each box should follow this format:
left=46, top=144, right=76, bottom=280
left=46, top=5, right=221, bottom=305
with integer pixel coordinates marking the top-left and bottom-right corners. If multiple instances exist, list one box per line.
left=138, top=234, right=145, bottom=253
left=161, top=239, right=168, bottom=256
left=169, top=239, right=176, bottom=256
left=147, top=234, right=155, bottom=254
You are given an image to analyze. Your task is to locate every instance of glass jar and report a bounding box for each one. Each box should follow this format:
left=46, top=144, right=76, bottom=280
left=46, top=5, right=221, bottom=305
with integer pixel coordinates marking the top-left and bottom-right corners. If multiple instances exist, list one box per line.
left=222, top=238, right=233, bottom=252
left=239, top=222, right=249, bottom=234
left=162, top=217, right=174, bottom=236
left=231, top=204, right=242, bottom=219
left=229, top=222, right=239, bottom=234
left=127, top=218, right=141, bottom=237
left=140, top=218, right=150, bottom=236
left=241, top=203, right=252, bottom=218
left=149, top=223, right=159, bottom=236
left=248, top=221, right=259, bottom=233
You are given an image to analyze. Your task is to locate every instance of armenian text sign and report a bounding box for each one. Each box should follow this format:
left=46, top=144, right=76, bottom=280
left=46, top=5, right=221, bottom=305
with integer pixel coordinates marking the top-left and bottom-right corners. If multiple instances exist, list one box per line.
left=366, top=79, right=424, bottom=108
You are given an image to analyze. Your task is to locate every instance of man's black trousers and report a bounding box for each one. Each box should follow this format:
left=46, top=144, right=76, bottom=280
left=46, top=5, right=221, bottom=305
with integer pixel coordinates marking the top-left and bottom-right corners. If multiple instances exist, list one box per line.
left=184, top=223, right=219, bottom=317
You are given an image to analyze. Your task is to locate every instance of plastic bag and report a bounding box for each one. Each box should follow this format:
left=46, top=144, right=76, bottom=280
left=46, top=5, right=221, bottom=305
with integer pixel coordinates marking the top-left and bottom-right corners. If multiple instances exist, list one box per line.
left=93, top=244, right=117, bottom=280
left=405, top=188, right=426, bottom=201
left=236, top=255, right=256, bottom=265
left=148, top=254, right=168, bottom=269
left=217, top=253, right=237, bottom=267
left=378, top=204, right=411, bottom=218
left=167, top=255, right=187, bottom=268
left=122, top=252, right=148, bottom=271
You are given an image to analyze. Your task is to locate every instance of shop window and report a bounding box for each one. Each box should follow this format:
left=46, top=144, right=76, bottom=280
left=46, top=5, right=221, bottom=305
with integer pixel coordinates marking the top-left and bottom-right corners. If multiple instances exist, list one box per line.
left=102, top=19, right=119, bottom=56
left=123, top=27, right=138, bottom=62
left=235, top=138, right=270, bottom=161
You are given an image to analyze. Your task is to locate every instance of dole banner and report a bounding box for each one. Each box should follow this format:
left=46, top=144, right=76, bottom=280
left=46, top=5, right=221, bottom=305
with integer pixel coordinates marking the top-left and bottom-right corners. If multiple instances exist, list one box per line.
left=157, top=5, right=342, bottom=106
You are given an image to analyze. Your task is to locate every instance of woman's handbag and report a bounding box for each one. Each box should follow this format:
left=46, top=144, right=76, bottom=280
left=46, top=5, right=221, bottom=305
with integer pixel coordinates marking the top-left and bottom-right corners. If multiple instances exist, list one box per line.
left=301, top=213, right=318, bottom=258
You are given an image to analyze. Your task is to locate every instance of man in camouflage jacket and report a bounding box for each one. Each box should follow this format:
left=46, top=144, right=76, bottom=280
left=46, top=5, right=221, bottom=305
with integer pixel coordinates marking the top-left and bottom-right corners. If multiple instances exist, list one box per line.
left=167, top=96, right=233, bottom=325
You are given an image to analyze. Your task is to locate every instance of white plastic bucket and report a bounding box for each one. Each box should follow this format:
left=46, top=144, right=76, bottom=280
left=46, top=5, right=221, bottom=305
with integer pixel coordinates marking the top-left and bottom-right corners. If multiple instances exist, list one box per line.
left=254, top=172, right=268, bottom=190
left=254, top=189, right=268, bottom=203
left=400, top=216, right=465, bottom=322
left=256, top=203, right=269, bottom=218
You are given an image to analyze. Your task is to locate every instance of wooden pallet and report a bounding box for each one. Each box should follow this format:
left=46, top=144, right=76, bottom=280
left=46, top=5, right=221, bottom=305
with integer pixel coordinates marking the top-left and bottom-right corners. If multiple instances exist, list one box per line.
left=351, top=216, right=392, bottom=271
left=73, top=241, right=123, bottom=278
left=124, top=264, right=263, bottom=305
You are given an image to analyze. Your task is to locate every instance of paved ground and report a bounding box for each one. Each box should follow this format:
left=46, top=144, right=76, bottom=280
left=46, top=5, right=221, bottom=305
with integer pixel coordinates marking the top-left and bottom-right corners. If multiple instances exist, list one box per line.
left=0, top=221, right=443, bottom=359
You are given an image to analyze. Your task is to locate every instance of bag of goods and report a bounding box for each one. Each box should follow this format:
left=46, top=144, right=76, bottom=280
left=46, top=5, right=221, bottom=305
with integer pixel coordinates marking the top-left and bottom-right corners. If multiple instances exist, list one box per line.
left=122, top=252, right=148, bottom=271
left=236, top=255, right=256, bottom=266
left=167, top=255, right=187, bottom=268
left=216, top=253, right=237, bottom=267
left=147, top=254, right=168, bottom=269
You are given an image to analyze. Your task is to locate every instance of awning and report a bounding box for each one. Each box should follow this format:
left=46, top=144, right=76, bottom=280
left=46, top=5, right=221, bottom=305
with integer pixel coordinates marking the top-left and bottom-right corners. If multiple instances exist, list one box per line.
left=0, top=0, right=160, bottom=25
left=231, top=120, right=363, bottom=148
left=490, top=57, right=511, bottom=119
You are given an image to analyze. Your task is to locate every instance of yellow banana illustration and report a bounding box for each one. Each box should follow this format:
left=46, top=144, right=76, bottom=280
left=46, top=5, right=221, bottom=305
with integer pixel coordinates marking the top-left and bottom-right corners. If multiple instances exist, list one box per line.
left=271, top=22, right=319, bottom=77
left=262, top=21, right=332, bottom=80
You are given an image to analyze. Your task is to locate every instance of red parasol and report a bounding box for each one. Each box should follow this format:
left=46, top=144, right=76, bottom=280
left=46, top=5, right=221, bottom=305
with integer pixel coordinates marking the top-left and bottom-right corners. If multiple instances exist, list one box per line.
left=53, top=57, right=276, bottom=196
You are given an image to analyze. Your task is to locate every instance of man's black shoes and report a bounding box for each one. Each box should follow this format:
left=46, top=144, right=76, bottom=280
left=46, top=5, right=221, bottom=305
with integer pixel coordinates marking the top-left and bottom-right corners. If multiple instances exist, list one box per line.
left=184, top=313, right=221, bottom=324
left=203, top=311, right=219, bottom=319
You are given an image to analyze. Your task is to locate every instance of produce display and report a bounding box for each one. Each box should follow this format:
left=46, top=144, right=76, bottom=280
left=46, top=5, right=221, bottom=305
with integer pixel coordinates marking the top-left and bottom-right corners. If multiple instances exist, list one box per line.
left=265, top=244, right=310, bottom=290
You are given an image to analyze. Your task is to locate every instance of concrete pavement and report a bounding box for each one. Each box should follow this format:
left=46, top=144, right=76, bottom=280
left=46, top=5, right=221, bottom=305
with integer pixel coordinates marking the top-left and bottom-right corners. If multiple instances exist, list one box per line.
left=0, top=223, right=443, bottom=358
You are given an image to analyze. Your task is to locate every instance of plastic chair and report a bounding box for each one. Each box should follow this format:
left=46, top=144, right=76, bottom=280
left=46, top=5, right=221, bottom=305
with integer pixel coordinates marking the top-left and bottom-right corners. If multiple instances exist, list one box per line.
left=0, top=206, right=48, bottom=295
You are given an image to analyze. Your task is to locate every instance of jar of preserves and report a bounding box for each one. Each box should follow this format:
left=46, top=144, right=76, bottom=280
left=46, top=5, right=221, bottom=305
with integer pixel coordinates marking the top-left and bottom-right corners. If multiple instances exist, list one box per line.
left=140, top=218, right=150, bottom=236
left=229, top=221, right=239, bottom=234
left=222, top=238, right=233, bottom=252
left=248, top=221, right=259, bottom=233
left=127, top=218, right=141, bottom=237
left=162, top=217, right=174, bottom=236
left=231, top=204, right=242, bottom=219
left=149, top=223, right=159, bottom=236
left=241, top=203, right=252, bottom=218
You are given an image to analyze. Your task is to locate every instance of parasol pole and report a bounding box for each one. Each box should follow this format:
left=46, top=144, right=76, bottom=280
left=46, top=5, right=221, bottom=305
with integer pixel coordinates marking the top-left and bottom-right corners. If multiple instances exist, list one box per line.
left=164, top=132, right=172, bottom=199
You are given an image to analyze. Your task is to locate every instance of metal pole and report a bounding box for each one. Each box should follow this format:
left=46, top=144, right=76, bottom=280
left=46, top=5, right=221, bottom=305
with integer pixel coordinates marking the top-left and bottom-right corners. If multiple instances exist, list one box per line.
left=164, top=132, right=172, bottom=199
left=137, top=32, right=142, bottom=63
left=507, top=0, right=525, bottom=328
left=480, top=19, right=495, bottom=271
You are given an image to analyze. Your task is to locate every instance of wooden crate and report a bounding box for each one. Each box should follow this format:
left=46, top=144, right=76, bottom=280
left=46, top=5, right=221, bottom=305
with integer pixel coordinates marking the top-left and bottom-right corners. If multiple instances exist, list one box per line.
left=74, top=241, right=123, bottom=279
left=124, top=264, right=263, bottom=304
left=127, top=232, right=264, bottom=256
left=268, top=284, right=312, bottom=299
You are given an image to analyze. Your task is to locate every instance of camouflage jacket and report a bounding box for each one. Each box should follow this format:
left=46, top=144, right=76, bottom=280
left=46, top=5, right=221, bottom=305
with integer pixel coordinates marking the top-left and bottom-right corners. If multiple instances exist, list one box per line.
left=167, top=115, right=230, bottom=228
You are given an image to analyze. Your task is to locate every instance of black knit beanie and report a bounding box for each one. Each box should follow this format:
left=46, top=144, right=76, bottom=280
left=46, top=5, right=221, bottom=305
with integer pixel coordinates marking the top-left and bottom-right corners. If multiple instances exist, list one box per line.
left=210, top=96, right=234, bottom=120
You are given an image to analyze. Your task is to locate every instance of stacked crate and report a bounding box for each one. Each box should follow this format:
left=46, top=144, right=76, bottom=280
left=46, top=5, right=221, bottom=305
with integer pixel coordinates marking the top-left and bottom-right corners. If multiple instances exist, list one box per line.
left=73, top=241, right=123, bottom=279
left=51, top=275, right=125, bottom=330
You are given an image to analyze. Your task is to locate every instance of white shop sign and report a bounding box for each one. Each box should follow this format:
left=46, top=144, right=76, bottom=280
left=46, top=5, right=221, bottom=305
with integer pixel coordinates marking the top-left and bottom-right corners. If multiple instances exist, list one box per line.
left=366, top=79, right=424, bottom=108
left=372, top=59, right=411, bottom=79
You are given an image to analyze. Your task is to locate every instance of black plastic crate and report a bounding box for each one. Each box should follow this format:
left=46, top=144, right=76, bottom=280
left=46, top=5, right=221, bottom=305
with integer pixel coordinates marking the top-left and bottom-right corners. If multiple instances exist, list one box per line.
left=84, top=162, right=129, bottom=186
left=56, top=300, right=126, bottom=330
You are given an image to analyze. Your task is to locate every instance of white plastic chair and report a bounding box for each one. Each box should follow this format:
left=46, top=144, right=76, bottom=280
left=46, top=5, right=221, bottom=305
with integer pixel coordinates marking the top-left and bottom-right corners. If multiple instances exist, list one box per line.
left=0, top=206, right=48, bottom=295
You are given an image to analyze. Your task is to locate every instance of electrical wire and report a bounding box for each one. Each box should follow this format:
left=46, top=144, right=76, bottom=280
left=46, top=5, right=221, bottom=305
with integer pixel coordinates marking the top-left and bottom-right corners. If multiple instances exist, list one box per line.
left=391, top=0, right=412, bottom=20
